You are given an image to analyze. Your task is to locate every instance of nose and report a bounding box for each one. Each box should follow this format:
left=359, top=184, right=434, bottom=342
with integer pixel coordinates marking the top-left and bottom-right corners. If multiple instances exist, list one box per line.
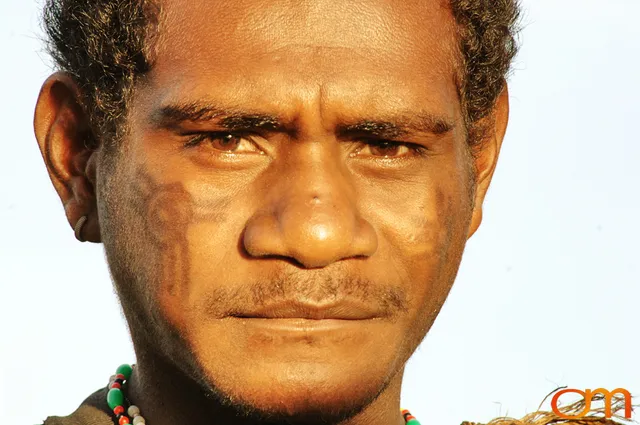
left=242, top=145, right=378, bottom=269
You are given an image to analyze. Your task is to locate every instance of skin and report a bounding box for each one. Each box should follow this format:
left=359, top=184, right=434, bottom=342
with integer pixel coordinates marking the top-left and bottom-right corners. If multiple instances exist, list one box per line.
left=33, top=0, right=509, bottom=424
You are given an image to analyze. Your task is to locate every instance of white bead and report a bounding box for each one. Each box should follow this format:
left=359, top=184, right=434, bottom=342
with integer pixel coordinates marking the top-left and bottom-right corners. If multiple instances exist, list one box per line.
left=133, top=415, right=146, bottom=425
left=128, top=405, right=140, bottom=417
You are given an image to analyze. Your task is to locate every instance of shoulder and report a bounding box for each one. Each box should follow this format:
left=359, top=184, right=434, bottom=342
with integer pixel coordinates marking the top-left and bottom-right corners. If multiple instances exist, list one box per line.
left=42, top=387, right=115, bottom=425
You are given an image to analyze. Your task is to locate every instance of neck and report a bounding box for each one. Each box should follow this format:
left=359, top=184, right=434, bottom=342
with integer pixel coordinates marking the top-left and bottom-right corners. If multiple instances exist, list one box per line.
left=125, top=348, right=407, bottom=425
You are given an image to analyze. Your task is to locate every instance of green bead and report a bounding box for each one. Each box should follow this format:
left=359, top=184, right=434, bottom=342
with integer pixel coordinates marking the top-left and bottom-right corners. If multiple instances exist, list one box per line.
left=107, top=388, right=124, bottom=410
left=116, top=364, right=133, bottom=380
left=407, top=420, right=421, bottom=425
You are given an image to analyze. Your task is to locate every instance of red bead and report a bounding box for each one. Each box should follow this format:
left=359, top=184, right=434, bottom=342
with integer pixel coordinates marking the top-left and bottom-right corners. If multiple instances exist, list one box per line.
left=115, top=374, right=126, bottom=381
left=111, top=382, right=122, bottom=389
left=119, top=416, right=130, bottom=425
left=402, top=410, right=416, bottom=421
left=113, top=406, right=124, bottom=415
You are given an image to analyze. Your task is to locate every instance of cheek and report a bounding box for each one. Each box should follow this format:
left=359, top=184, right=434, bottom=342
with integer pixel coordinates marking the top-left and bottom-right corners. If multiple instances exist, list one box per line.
left=151, top=183, right=237, bottom=329
left=366, top=182, right=458, bottom=262
left=360, top=175, right=470, bottom=317
left=400, top=188, right=450, bottom=251
left=99, top=160, right=223, bottom=328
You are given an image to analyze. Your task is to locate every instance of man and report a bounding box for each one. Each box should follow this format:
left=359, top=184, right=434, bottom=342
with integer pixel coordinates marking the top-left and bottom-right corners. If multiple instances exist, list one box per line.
left=34, top=0, right=520, bottom=424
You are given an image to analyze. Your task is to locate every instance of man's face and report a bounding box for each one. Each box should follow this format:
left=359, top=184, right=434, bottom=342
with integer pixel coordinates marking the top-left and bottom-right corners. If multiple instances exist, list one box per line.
left=100, top=0, right=476, bottom=418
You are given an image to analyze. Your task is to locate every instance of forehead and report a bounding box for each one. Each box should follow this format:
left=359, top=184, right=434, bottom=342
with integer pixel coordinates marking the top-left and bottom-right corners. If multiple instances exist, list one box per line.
left=143, top=0, right=462, bottom=122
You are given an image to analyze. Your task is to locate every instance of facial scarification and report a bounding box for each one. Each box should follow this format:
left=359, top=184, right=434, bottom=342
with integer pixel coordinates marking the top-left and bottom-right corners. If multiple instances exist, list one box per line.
left=129, top=169, right=194, bottom=293
left=119, top=165, right=234, bottom=295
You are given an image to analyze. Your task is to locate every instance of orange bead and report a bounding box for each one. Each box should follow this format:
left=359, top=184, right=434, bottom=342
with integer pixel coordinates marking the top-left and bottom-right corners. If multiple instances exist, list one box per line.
left=119, top=416, right=130, bottom=425
left=113, top=406, right=124, bottom=415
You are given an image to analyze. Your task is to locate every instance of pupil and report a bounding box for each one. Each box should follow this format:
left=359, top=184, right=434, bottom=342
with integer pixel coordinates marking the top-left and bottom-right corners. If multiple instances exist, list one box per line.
left=217, top=134, right=239, bottom=150
left=374, top=143, right=397, bottom=156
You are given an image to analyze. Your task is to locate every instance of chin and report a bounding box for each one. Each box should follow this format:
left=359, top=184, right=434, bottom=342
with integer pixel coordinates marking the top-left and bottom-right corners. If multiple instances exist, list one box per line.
left=200, top=360, right=389, bottom=423
left=164, top=302, right=412, bottom=425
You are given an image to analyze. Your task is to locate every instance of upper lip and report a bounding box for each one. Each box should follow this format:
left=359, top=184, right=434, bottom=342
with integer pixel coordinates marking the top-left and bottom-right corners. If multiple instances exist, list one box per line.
left=230, top=300, right=382, bottom=320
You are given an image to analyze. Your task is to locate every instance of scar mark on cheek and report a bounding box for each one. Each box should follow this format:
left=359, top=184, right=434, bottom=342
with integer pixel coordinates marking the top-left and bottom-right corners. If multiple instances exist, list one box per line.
left=435, top=187, right=446, bottom=211
left=131, top=170, right=194, bottom=295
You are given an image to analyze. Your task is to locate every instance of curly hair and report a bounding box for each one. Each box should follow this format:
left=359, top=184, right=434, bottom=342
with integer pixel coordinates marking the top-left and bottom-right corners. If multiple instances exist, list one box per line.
left=42, top=0, right=520, bottom=150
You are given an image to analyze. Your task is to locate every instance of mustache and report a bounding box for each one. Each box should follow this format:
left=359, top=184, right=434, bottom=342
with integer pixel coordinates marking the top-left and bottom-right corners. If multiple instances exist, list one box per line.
left=200, top=269, right=409, bottom=319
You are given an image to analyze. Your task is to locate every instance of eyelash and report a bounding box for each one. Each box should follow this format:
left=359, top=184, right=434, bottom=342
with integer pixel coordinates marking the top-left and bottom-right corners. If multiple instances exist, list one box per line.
left=182, top=132, right=428, bottom=158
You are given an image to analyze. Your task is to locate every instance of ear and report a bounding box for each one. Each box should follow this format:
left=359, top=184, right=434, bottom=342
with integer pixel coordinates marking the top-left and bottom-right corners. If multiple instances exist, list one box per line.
left=34, top=72, right=102, bottom=243
left=466, top=83, right=510, bottom=239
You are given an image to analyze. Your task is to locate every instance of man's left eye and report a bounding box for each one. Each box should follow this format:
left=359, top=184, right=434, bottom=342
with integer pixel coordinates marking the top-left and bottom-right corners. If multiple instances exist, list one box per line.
left=357, top=141, right=425, bottom=158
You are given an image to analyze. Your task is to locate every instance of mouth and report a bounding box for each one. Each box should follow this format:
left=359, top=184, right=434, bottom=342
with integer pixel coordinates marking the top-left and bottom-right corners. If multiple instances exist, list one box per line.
left=228, top=300, right=383, bottom=320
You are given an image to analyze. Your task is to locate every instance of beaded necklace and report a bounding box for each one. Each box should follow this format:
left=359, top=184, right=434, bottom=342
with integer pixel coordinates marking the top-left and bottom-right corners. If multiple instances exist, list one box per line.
left=107, top=364, right=421, bottom=424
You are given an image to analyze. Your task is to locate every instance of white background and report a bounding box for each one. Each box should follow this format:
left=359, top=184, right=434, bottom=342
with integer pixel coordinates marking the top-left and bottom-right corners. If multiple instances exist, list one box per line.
left=1, top=0, right=639, bottom=424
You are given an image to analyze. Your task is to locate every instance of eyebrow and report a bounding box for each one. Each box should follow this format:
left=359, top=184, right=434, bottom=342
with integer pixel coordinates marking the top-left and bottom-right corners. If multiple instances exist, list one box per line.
left=336, top=114, right=454, bottom=139
left=151, top=100, right=455, bottom=137
left=151, top=101, right=286, bottom=132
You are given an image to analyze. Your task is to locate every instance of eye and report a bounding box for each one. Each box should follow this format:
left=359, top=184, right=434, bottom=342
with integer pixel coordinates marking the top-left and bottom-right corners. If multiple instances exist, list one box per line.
left=184, top=132, right=260, bottom=153
left=355, top=140, right=427, bottom=158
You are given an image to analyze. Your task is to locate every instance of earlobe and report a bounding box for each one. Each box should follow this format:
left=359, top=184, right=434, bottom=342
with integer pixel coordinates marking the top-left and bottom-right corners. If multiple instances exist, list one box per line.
left=34, top=72, right=102, bottom=243
left=467, top=83, right=510, bottom=239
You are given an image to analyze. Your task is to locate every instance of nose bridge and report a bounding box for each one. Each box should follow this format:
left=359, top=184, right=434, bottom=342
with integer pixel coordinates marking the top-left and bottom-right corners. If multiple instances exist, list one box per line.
left=243, top=140, right=378, bottom=268
left=279, top=141, right=350, bottom=207
left=278, top=78, right=352, bottom=203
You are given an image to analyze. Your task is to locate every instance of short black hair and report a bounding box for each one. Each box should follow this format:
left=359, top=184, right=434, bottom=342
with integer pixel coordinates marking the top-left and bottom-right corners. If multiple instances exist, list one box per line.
left=43, top=0, right=520, bottom=149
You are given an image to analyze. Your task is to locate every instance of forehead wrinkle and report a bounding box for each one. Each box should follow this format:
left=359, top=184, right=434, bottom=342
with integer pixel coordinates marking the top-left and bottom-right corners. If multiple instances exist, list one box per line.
left=158, top=0, right=458, bottom=63
left=263, top=43, right=375, bottom=64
